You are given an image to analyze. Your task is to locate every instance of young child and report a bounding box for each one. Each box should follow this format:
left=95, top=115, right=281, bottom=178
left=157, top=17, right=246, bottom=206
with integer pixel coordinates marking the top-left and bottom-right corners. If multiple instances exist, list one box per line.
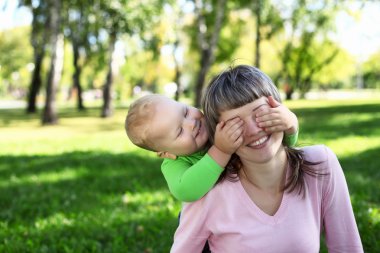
left=125, top=94, right=298, bottom=202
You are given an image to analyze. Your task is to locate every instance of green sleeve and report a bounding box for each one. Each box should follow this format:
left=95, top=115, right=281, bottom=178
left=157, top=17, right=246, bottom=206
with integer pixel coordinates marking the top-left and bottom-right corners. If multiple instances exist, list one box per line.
left=283, top=128, right=299, bottom=147
left=161, top=153, right=223, bottom=202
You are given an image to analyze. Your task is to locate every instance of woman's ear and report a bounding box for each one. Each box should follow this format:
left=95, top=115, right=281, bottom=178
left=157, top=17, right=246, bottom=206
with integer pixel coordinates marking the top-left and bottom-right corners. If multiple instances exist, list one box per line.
left=157, top=151, right=177, bottom=160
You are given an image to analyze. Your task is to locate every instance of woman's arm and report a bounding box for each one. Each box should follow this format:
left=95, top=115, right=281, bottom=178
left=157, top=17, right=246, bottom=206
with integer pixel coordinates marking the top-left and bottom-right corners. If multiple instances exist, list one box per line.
left=170, top=201, right=210, bottom=252
left=322, top=147, right=363, bottom=252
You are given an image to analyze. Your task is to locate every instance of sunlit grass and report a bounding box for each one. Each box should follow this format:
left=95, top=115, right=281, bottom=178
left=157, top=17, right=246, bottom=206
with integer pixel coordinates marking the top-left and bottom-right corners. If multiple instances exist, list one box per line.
left=1, top=99, right=379, bottom=252
left=0, top=168, right=85, bottom=188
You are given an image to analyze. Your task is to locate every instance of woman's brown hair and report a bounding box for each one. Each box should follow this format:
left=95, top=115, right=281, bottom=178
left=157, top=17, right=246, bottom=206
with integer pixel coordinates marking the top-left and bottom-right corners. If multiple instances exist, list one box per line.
left=202, top=65, right=325, bottom=196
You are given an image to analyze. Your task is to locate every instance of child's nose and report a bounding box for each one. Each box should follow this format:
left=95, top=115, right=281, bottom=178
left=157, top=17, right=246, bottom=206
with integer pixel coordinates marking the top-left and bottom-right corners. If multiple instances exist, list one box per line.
left=184, top=118, right=196, bottom=130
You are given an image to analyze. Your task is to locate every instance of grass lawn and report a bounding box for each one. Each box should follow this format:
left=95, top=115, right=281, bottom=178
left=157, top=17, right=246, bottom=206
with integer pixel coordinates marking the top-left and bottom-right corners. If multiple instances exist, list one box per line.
left=0, top=99, right=379, bottom=252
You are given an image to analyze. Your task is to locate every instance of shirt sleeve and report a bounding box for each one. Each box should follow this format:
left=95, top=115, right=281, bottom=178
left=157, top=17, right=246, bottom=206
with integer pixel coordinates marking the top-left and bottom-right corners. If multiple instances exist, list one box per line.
left=321, top=146, right=363, bottom=253
left=283, top=129, right=298, bottom=147
left=161, top=154, right=224, bottom=202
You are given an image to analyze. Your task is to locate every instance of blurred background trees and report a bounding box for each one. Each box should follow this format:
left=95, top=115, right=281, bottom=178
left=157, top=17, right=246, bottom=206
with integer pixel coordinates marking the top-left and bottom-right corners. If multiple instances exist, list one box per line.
left=0, top=0, right=379, bottom=124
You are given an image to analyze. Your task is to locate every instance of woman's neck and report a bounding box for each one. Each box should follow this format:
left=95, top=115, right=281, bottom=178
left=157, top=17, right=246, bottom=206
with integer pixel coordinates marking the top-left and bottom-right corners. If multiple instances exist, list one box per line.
left=239, top=146, right=287, bottom=193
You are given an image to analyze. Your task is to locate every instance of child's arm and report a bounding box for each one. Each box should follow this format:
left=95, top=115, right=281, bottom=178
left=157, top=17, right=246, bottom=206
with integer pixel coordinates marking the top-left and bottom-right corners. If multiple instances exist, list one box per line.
left=161, top=118, right=244, bottom=202
left=161, top=154, right=225, bottom=202
left=255, top=96, right=299, bottom=146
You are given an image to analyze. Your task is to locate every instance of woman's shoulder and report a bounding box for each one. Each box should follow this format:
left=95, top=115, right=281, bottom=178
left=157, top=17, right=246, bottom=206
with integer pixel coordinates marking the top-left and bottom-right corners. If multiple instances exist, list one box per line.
left=300, top=144, right=336, bottom=163
left=193, top=180, right=239, bottom=208
left=300, top=145, right=341, bottom=183
left=182, top=180, right=238, bottom=215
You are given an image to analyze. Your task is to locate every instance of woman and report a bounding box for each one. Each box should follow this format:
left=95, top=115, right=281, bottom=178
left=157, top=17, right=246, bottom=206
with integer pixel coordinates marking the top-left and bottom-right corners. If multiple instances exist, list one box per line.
left=170, top=65, right=363, bottom=253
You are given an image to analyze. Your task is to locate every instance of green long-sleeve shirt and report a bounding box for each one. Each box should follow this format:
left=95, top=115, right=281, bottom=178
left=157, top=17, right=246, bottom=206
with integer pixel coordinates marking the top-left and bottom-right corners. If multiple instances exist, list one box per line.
left=161, top=131, right=298, bottom=202
left=161, top=151, right=222, bottom=202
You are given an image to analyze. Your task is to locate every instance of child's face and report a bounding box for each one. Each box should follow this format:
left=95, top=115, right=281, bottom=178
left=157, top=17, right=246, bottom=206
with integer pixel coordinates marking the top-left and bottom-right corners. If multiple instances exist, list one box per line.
left=150, top=97, right=209, bottom=156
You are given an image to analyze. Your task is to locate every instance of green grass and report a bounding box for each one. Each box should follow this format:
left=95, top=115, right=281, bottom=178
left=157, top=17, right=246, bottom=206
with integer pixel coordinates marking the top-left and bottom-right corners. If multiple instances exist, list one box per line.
left=1, top=99, right=379, bottom=252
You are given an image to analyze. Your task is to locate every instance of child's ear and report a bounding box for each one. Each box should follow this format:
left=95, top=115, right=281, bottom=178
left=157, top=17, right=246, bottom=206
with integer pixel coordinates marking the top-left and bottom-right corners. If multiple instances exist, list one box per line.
left=157, top=151, right=177, bottom=160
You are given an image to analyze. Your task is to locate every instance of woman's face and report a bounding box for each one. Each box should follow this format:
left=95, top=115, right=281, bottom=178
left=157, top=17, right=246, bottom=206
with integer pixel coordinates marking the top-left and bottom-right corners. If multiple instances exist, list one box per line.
left=219, top=96, right=284, bottom=164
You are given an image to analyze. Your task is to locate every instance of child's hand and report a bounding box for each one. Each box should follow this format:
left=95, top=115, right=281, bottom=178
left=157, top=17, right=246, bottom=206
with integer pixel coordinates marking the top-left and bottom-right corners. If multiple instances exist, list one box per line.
left=214, top=117, right=244, bottom=155
left=256, top=96, right=298, bottom=135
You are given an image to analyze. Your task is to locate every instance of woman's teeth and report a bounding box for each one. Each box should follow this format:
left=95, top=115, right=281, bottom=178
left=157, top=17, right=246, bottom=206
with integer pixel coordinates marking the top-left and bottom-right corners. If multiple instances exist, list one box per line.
left=249, top=136, right=268, bottom=147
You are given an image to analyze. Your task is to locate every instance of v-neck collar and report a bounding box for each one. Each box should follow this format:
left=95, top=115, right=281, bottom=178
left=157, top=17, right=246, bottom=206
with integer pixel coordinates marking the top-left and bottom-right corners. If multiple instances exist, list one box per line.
left=234, top=166, right=292, bottom=225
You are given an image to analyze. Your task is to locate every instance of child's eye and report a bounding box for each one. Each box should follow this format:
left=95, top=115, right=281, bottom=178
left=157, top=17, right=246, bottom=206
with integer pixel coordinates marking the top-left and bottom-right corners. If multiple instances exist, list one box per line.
left=184, top=108, right=188, bottom=117
left=178, top=127, right=183, bottom=137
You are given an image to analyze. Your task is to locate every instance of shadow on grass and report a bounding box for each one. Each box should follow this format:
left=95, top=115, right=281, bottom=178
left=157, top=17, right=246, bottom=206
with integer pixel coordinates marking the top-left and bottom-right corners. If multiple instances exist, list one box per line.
left=0, top=108, right=40, bottom=126
left=0, top=107, right=114, bottom=127
left=338, top=146, right=380, bottom=252
left=0, top=151, right=167, bottom=225
left=340, top=146, right=380, bottom=201
left=1, top=208, right=177, bottom=253
left=0, top=151, right=180, bottom=252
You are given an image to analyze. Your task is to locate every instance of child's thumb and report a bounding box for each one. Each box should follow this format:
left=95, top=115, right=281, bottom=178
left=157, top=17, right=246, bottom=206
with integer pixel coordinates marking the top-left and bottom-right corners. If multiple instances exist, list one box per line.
left=268, top=96, right=281, bottom=108
left=217, top=121, right=225, bottom=130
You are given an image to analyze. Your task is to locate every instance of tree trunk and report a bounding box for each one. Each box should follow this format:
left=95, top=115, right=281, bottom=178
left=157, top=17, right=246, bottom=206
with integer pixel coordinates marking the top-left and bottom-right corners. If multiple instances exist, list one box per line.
left=174, top=62, right=182, bottom=101
left=193, top=0, right=227, bottom=107
left=72, top=41, right=85, bottom=110
left=26, top=3, right=49, bottom=114
left=194, top=49, right=212, bottom=107
left=42, top=0, right=63, bottom=125
left=283, top=82, right=293, bottom=100
left=285, top=90, right=293, bottom=100
left=173, top=40, right=182, bottom=101
left=101, top=32, right=117, bottom=118
left=174, top=66, right=182, bottom=101
left=254, top=0, right=262, bottom=68
left=26, top=50, right=44, bottom=113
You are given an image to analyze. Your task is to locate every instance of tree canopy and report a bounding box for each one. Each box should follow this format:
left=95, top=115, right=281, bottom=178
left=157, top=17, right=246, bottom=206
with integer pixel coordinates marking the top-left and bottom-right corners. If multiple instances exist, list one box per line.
left=0, top=0, right=377, bottom=122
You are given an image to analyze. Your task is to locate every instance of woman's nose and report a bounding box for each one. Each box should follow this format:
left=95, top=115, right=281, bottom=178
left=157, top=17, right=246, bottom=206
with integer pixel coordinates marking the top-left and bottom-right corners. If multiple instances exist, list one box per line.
left=244, top=120, right=262, bottom=136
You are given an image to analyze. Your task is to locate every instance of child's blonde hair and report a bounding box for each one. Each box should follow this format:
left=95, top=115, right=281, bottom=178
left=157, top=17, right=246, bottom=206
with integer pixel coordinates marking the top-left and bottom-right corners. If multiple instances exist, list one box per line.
left=125, top=94, right=164, bottom=151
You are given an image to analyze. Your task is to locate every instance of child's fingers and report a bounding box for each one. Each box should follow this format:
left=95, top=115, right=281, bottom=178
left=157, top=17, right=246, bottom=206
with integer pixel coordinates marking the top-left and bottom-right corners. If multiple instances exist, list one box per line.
left=234, top=136, right=244, bottom=147
left=224, top=117, right=241, bottom=126
left=256, top=106, right=282, bottom=118
left=225, top=119, right=244, bottom=133
left=229, top=126, right=244, bottom=141
left=255, top=107, right=271, bottom=117
left=256, top=111, right=280, bottom=123
left=264, top=125, right=284, bottom=133
left=268, top=96, right=281, bottom=108
left=223, top=118, right=243, bottom=133
left=216, top=121, right=225, bottom=133
left=257, top=119, right=282, bottom=128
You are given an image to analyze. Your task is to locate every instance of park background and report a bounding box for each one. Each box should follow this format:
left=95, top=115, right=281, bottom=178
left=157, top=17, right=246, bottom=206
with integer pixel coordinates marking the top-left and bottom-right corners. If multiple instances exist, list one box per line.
left=0, top=0, right=379, bottom=252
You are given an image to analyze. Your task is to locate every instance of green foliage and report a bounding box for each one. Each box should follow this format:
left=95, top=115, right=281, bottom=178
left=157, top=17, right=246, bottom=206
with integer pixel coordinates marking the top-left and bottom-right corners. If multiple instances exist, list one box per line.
left=1, top=99, right=379, bottom=252
left=314, top=47, right=356, bottom=89
left=274, top=0, right=342, bottom=97
left=214, top=11, right=245, bottom=63
left=0, top=27, right=33, bottom=93
left=362, top=51, right=380, bottom=89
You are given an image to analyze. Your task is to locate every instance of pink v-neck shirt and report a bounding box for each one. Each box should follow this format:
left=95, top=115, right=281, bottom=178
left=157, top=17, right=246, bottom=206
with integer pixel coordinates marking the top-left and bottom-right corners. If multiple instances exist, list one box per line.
left=170, top=145, right=363, bottom=253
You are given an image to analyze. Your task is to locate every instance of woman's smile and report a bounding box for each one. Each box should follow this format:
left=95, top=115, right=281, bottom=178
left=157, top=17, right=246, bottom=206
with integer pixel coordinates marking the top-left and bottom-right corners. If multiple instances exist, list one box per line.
left=246, top=135, right=270, bottom=149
